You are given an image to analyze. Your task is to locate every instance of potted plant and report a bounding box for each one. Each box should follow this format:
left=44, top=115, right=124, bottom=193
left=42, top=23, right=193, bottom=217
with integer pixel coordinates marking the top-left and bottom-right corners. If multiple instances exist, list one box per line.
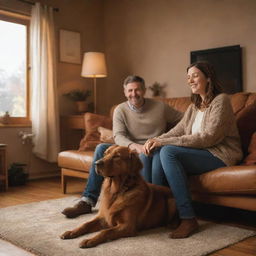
left=64, top=89, right=91, bottom=113
left=149, top=82, right=165, bottom=97
left=8, top=162, right=28, bottom=186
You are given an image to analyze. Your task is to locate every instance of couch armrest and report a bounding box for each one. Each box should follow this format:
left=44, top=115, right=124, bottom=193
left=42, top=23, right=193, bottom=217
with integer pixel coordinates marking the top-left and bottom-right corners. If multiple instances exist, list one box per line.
left=79, top=112, right=112, bottom=151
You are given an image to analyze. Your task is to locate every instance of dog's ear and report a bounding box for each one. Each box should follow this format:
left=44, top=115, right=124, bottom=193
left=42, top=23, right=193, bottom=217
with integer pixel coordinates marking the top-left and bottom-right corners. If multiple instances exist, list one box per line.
left=130, top=151, right=143, bottom=174
left=105, top=144, right=118, bottom=155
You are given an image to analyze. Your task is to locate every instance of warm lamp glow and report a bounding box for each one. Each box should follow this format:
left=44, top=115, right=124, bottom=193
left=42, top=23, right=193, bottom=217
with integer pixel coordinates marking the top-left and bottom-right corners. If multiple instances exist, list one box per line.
left=81, top=52, right=107, bottom=78
left=81, top=52, right=107, bottom=113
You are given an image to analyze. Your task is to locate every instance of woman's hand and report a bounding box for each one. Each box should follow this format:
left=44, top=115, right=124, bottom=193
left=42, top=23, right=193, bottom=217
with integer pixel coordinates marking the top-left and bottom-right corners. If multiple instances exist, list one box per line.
left=143, top=139, right=162, bottom=155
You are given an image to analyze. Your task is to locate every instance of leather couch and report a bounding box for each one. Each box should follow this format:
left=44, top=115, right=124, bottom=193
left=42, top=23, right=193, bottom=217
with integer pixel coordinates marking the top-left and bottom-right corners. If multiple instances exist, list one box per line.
left=58, top=92, right=256, bottom=211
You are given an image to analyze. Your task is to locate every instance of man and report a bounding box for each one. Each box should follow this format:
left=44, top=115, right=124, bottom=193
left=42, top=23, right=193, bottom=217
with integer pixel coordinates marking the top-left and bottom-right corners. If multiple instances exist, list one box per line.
left=62, top=75, right=182, bottom=218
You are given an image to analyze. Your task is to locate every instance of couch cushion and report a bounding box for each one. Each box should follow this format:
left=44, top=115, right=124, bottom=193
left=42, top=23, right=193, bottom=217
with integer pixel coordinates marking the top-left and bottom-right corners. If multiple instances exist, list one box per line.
left=163, top=97, right=191, bottom=113
left=58, top=150, right=94, bottom=172
left=236, top=103, right=256, bottom=155
left=230, top=92, right=251, bottom=114
left=79, top=113, right=112, bottom=151
left=243, top=132, right=256, bottom=166
left=190, top=165, right=256, bottom=195
left=98, top=126, right=114, bottom=143
left=246, top=93, right=256, bottom=106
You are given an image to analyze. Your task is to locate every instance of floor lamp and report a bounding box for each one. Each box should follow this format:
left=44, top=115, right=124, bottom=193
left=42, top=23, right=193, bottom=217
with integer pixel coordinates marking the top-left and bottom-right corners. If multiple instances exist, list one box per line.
left=81, top=52, right=107, bottom=113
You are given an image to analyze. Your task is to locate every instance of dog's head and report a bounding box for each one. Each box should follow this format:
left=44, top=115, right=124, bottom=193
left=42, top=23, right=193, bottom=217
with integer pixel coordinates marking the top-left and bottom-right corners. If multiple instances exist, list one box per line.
left=95, top=145, right=143, bottom=178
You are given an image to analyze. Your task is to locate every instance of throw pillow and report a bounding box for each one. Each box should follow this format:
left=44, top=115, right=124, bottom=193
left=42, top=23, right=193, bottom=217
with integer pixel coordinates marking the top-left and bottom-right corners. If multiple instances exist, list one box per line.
left=230, top=92, right=250, bottom=114
left=236, top=103, right=256, bottom=155
left=79, top=113, right=112, bottom=151
left=243, top=132, right=256, bottom=165
left=98, top=126, right=114, bottom=143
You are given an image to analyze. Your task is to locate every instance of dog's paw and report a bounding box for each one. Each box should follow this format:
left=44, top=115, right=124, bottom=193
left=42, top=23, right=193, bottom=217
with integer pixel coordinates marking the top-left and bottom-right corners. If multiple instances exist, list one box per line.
left=79, top=239, right=97, bottom=248
left=60, top=231, right=76, bottom=239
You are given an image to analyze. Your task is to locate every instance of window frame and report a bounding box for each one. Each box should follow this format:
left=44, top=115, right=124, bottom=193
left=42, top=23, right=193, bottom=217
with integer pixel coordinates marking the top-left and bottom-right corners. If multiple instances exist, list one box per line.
left=0, top=10, right=31, bottom=127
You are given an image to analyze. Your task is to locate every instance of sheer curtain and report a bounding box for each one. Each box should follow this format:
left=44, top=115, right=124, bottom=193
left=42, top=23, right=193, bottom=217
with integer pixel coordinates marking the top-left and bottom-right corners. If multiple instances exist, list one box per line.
left=30, top=3, right=60, bottom=162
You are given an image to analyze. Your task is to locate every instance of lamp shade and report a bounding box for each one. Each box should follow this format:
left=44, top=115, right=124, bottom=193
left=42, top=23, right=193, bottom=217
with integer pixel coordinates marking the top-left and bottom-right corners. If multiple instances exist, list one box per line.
left=81, top=52, right=107, bottom=78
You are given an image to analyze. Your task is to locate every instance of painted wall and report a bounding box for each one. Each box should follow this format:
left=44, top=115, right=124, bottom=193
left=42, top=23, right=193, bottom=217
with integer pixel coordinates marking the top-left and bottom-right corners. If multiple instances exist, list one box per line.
left=54, top=0, right=105, bottom=115
left=100, top=0, right=256, bottom=114
left=0, top=127, right=57, bottom=178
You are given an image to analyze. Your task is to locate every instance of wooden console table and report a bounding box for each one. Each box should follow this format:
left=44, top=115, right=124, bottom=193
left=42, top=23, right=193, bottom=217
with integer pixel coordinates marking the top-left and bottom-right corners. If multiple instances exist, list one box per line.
left=0, top=144, right=8, bottom=191
left=60, top=115, right=85, bottom=150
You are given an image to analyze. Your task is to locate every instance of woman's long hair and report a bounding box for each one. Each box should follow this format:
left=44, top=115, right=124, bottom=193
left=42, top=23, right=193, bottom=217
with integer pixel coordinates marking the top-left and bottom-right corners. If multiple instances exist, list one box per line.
left=187, top=61, right=223, bottom=109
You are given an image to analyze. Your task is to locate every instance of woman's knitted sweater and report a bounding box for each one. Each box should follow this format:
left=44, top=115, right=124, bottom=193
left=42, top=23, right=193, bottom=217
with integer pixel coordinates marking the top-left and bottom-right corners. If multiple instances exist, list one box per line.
left=155, top=93, right=243, bottom=166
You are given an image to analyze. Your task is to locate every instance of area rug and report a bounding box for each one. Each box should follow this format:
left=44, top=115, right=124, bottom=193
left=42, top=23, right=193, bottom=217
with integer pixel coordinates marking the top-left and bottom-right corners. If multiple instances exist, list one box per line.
left=0, top=197, right=255, bottom=256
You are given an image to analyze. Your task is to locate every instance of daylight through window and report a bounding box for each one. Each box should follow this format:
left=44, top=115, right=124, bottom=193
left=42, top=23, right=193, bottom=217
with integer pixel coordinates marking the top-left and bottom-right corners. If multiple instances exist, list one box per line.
left=0, top=16, right=28, bottom=121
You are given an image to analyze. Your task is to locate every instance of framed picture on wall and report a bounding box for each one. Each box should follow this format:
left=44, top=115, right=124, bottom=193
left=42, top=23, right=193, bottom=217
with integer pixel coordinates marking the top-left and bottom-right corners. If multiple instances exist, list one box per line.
left=191, top=45, right=242, bottom=94
left=59, top=29, right=81, bottom=64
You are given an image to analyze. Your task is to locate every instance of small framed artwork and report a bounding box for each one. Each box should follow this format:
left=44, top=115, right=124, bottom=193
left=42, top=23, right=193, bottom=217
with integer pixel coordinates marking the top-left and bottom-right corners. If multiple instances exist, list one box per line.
left=59, top=29, right=81, bottom=64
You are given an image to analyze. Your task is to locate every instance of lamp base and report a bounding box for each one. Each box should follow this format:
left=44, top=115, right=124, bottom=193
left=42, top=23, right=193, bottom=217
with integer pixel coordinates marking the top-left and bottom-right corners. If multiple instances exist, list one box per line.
left=93, top=77, right=97, bottom=113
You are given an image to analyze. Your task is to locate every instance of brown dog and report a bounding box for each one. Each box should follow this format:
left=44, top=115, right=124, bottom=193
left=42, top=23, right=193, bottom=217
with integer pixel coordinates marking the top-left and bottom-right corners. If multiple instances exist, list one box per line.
left=61, top=145, right=176, bottom=248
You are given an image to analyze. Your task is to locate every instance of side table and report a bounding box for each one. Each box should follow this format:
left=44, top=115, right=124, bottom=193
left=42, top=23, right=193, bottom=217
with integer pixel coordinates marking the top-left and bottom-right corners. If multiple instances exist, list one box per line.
left=0, top=144, right=8, bottom=191
left=60, top=115, right=85, bottom=150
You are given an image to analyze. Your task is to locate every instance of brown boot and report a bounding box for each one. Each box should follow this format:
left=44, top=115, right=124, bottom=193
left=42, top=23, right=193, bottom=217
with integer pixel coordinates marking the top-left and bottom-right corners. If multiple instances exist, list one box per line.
left=62, top=200, right=92, bottom=218
left=169, top=218, right=199, bottom=239
left=168, top=210, right=181, bottom=230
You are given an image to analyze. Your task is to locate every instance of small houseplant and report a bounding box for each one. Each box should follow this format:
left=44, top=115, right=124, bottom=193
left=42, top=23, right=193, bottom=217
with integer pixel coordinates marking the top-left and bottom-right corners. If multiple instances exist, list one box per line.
left=8, top=162, right=28, bottom=186
left=64, top=89, right=91, bottom=113
left=149, top=82, right=165, bottom=97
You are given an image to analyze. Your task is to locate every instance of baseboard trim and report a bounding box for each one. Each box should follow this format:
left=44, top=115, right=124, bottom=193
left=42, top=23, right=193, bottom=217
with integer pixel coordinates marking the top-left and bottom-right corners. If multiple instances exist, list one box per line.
left=28, top=171, right=60, bottom=180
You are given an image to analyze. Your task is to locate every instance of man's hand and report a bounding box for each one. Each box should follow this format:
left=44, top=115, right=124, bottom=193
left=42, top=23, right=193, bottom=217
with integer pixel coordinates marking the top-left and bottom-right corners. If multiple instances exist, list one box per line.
left=128, top=143, right=144, bottom=154
left=143, top=139, right=162, bottom=155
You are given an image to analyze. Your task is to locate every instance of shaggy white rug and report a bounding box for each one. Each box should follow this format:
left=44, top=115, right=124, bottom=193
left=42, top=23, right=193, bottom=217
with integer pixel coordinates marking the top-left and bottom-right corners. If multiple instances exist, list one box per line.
left=0, top=196, right=255, bottom=256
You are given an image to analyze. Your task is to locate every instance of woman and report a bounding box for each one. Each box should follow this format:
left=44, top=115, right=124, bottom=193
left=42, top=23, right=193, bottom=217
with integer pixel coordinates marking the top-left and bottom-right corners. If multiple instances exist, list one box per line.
left=143, top=61, right=243, bottom=239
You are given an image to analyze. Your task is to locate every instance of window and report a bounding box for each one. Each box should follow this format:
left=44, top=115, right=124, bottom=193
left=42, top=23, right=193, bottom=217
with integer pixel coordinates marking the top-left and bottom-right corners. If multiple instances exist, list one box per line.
left=0, top=10, right=30, bottom=126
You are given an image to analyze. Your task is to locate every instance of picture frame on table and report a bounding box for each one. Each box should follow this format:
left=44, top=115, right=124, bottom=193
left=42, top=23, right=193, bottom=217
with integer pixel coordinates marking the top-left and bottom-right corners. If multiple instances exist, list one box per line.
left=59, top=29, right=81, bottom=64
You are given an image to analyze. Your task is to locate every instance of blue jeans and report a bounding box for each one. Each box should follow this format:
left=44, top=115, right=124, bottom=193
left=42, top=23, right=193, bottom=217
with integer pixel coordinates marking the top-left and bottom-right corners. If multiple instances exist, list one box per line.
left=141, top=148, right=168, bottom=186
left=159, top=145, right=226, bottom=219
left=82, top=143, right=112, bottom=205
left=82, top=143, right=156, bottom=206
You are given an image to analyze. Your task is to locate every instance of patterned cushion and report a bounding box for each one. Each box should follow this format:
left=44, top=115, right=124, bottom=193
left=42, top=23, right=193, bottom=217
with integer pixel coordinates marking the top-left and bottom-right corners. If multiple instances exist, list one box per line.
left=79, top=113, right=112, bottom=151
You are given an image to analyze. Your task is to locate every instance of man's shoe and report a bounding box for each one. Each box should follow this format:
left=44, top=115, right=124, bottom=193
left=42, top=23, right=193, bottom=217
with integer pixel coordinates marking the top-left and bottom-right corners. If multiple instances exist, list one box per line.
left=169, top=218, right=199, bottom=239
left=62, top=200, right=92, bottom=218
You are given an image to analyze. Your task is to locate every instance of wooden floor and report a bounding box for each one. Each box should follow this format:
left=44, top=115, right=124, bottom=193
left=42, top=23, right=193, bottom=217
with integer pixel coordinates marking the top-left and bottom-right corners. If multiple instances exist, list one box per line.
left=0, top=177, right=83, bottom=208
left=0, top=177, right=255, bottom=256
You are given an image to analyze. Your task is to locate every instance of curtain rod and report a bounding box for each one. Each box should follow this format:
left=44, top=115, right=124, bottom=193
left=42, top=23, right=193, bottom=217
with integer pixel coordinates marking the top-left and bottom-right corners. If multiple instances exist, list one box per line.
left=17, top=0, right=59, bottom=12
